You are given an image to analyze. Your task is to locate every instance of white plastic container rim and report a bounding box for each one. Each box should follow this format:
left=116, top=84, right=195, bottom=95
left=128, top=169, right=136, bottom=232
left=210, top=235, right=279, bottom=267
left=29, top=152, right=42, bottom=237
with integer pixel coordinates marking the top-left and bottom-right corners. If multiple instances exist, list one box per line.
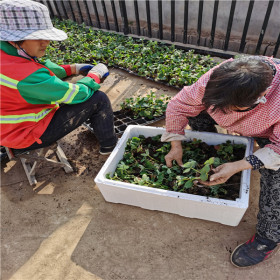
left=95, top=125, right=254, bottom=208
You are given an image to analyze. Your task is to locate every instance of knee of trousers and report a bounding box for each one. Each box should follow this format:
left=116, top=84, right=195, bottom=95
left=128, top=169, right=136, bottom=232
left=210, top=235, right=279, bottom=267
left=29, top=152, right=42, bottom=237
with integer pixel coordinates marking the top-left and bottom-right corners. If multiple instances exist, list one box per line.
left=259, top=168, right=280, bottom=184
left=88, top=91, right=112, bottom=111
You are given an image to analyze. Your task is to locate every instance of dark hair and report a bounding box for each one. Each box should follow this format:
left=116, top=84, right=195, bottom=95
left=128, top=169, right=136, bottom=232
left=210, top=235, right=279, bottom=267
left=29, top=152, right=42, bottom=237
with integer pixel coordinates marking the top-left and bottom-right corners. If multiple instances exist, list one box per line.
left=202, top=57, right=273, bottom=112
left=14, top=40, right=25, bottom=46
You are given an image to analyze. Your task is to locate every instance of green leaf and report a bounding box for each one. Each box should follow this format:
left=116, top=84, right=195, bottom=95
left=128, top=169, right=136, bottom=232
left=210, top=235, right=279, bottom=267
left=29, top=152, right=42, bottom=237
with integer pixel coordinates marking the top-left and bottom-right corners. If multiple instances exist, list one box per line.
left=204, top=157, right=215, bottom=165
left=144, top=160, right=154, bottom=170
left=200, top=172, right=208, bottom=181
left=182, top=160, right=197, bottom=169
left=142, top=174, right=149, bottom=182
left=213, top=157, right=221, bottom=167
left=183, top=168, right=191, bottom=174
left=184, top=180, right=193, bottom=189
left=200, top=164, right=210, bottom=174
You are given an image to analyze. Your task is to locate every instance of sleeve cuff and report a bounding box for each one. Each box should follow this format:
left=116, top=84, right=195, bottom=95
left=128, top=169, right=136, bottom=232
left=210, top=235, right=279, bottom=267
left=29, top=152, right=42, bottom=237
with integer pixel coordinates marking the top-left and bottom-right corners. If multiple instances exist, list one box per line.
left=253, top=147, right=280, bottom=170
left=87, top=73, right=101, bottom=84
left=60, top=65, right=72, bottom=76
left=161, top=131, right=188, bottom=142
left=245, top=155, right=264, bottom=170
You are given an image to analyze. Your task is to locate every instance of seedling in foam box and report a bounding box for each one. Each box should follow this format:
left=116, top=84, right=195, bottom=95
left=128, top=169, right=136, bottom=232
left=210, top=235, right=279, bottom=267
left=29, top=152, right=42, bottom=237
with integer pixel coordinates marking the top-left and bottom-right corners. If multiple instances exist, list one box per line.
left=95, top=126, right=254, bottom=226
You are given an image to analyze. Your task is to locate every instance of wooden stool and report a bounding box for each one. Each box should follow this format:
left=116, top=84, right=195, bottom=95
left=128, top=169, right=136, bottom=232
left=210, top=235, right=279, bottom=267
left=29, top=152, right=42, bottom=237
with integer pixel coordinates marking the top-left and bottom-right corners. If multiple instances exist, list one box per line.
left=5, top=142, right=73, bottom=186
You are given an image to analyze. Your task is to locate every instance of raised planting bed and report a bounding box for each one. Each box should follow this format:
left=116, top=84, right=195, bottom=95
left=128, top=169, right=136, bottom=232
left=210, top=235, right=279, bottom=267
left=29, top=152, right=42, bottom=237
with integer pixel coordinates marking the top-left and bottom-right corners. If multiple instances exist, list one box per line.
left=47, top=19, right=218, bottom=88
left=95, top=126, right=254, bottom=226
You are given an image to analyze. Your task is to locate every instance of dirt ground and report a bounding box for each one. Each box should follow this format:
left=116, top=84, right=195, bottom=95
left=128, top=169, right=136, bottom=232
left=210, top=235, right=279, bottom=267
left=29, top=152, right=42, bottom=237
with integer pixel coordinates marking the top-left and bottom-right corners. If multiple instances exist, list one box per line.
left=1, top=69, right=279, bottom=280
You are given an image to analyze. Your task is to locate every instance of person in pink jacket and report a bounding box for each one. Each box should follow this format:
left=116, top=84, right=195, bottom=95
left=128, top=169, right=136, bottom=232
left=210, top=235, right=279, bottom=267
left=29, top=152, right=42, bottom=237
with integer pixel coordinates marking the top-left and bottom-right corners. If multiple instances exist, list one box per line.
left=162, top=56, right=280, bottom=267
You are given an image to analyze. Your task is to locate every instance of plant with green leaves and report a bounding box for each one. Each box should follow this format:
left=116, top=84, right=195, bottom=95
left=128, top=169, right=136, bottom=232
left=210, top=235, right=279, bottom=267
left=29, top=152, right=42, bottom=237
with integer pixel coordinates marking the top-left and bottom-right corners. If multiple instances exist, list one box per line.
left=215, top=140, right=246, bottom=162
left=176, top=157, right=221, bottom=190
left=106, top=135, right=246, bottom=200
left=120, top=92, right=171, bottom=119
left=45, top=19, right=218, bottom=88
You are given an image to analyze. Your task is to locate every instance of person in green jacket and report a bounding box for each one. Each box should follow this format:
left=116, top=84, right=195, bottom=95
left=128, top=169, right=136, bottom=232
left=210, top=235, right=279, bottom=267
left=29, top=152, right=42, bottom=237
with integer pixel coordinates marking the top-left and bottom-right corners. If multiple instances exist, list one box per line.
left=0, top=0, right=117, bottom=155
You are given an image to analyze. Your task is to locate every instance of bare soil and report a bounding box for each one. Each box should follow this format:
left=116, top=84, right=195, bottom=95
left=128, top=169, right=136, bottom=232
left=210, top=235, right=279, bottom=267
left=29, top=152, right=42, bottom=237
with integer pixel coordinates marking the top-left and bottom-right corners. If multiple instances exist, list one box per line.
left=1, top=69, right=279, bottom=280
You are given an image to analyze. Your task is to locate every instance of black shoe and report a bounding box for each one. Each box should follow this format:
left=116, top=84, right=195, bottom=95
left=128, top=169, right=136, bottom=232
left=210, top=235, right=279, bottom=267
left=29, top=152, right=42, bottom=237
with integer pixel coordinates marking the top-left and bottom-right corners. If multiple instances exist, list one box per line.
left=0, top=146, right=8, bottom=161
left=99, top=144, right=116, bottom=155
left=231, top=233, right=278, bottom=268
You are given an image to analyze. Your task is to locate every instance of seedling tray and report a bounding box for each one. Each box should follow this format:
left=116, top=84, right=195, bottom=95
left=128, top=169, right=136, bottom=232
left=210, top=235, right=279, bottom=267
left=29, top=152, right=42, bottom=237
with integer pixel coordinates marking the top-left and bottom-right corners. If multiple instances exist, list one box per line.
left=95, top=125, right=254, bottom=226
left=84, top=110, right=165, bottom=136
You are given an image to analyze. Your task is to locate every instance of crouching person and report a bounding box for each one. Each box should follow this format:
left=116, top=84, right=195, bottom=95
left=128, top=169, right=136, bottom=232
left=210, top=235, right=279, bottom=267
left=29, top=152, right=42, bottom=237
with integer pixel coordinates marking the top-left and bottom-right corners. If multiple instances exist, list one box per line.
left=162, top=56, right=280, bottom=267
left=0, top=0, right=117, bottom=156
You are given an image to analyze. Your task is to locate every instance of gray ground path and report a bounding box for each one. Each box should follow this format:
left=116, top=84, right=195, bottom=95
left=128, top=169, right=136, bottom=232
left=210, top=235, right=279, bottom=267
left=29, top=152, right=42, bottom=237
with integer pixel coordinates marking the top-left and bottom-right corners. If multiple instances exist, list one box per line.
left=1, top=69, right=279, bottom=280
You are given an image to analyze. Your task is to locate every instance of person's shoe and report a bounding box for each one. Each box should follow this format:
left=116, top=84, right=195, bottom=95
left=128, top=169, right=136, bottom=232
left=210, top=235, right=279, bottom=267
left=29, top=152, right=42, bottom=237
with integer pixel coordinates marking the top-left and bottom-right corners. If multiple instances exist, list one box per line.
left=231, top=233, right=278, bottom=268
left=0, top=146, right=8, bottom=161
left=99, top=144, right=116, bottom=155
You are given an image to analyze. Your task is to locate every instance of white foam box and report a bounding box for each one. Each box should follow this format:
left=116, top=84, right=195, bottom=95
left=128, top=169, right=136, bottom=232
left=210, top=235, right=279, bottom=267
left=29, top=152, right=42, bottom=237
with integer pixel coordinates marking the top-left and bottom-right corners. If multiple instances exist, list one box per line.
left=95, top=125, right=254, bottom=226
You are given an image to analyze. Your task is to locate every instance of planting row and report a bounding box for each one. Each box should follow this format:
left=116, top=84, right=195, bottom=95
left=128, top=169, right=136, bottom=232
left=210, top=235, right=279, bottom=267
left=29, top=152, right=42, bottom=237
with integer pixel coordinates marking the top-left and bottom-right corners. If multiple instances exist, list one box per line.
left=45, top=19, right=218, bottom=88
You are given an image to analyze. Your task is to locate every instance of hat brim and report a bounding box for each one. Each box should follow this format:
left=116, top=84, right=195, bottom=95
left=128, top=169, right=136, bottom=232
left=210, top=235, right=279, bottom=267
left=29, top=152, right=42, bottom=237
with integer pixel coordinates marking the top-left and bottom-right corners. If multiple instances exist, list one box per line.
left=0, top=27, right=67, bottom=41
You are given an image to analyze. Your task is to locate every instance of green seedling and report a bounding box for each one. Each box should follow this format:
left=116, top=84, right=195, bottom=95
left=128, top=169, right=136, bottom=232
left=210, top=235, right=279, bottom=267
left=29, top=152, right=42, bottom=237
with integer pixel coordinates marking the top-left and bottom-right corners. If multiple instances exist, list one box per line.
left=107, top=134, right=246, bottom=200
left=45, top=19, right=217, bottom=88
left=120, top=92, right=171, bottom=119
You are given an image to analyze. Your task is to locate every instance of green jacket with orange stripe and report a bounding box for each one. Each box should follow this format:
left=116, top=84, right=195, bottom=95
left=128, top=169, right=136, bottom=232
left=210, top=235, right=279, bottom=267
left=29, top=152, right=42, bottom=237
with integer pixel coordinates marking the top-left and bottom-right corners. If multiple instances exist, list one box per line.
left=0, top=41, right=101, bottom=149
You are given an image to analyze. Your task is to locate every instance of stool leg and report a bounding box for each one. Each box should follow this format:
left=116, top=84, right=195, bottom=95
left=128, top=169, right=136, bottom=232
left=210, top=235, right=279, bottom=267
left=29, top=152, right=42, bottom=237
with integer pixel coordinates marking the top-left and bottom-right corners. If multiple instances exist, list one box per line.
left=20, top=158, right=37, bottom=186
left=5, top=147, right=14, bottom=160
left=56, top=144, right=73, bottom=173
left=5, top=143, right=73, bottom=186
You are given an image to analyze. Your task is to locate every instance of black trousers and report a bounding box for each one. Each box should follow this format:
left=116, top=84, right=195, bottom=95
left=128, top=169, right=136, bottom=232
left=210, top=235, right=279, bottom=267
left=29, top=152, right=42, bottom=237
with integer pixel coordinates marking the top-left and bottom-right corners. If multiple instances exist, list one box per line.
left=15, top=91, right=117, bottom=152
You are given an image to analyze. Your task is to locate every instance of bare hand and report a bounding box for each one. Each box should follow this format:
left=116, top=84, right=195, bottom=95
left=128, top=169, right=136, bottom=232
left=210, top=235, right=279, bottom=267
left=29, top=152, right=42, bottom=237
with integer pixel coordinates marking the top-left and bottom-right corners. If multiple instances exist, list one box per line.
left=201, top=160, right=252, bottom=186
left=165, top=141, right=183, bottom=167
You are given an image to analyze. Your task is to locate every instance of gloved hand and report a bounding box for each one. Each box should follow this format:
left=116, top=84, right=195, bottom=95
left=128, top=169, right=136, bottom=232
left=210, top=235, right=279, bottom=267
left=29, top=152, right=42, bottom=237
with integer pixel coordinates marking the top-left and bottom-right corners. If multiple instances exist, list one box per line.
left=75, top=64, right=94, bottom=75
left=89, top=63, right=109, bottom=81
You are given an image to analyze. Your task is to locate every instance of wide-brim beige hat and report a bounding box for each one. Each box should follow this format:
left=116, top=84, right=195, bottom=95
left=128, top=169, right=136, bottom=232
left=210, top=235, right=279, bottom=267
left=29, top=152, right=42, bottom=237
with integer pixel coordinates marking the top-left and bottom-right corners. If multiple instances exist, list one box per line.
left=0, top=0, right=67, bottom=41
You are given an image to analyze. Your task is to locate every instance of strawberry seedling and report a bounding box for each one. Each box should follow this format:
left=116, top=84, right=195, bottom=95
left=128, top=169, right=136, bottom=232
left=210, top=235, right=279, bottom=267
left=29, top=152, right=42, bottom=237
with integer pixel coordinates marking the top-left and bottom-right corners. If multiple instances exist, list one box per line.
left=120, top=92, right=171, bottom=120
left=106, top=135, right=246, bottom=200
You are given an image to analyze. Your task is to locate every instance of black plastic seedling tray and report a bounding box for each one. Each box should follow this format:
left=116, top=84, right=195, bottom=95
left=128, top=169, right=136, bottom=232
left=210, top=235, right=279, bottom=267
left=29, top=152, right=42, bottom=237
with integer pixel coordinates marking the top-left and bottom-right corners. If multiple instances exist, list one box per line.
left=84, top=110, right=165, bottom=136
